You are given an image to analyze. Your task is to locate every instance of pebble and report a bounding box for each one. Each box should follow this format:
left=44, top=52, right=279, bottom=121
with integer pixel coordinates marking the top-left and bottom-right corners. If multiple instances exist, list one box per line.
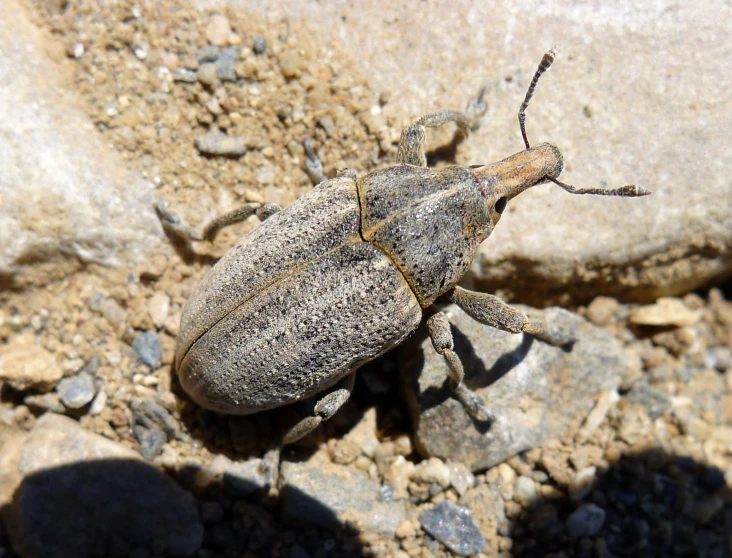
left=194, top=130, right=247, bottom=157
left=629, top=297, right=701, bottom=327
left=513, top=476, right=537, bottom=508
left=568, top=466, right=597, bottom=502
left=585, top=296, right=619, bottom=326
left=197, top=44, right=219, bottom=62
left=447, top=461, right=475, bottom=496
left=412, top=457, right=451, bottom=488
left=253, top=36, right=267, bottom=54
left=206, top=14, right=231, bottom=46
left=626, top=383, right=672, bottom=419
left=96, top=295, right=127, bottom=325
left=418, top=501, right=486, bottom=556
left=56, top=373, right=96, bottom=409
left=131, top=331, right=162, bottom=368
left=173, top=68, right=197, bottom=83
left=197, top=62, right=218, bottom=87
left=133, top=426, right=167, bottom=460
left=0, top=335, right=64, bottom=392
left=147, top=292, right=170, bottom=329
left=24, top=392, right=65, bottom=413
left=566, top=503, right=605, bottom=539
left=216, top=47, right=237, bottom=81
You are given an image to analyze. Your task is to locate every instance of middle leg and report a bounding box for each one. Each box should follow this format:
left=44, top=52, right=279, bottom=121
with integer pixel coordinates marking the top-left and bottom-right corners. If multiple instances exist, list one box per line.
left=397, top=86, right=488, bottom=166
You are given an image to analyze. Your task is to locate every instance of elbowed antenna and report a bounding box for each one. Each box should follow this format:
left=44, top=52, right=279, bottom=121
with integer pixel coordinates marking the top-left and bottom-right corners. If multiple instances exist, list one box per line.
left=518, top=48, right=651, bottom=198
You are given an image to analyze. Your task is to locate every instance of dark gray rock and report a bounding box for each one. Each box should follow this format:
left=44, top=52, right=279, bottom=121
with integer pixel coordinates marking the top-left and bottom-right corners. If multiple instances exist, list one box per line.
left=133, top=426, right=167, bottom=460
left=400, top=305, right=627, bottom=471
left=418, top=501, right=486, bottom=556
left=56, top=373, right=96, bottom=409
left=253, top=37, right=267, bottom=55
left=280, top=461, right=406, bottom=534
left=2, top=414, right=203, bottom=558
left=131, top=331, right=162, bottom=369
left=194, top=130, right=247, bottom=158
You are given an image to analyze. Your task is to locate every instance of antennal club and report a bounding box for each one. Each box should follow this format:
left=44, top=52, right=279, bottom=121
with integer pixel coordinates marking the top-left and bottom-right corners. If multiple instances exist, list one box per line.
left=518, top=47, right=556, bottom=150
left=517, top=48, right=651, bottom=199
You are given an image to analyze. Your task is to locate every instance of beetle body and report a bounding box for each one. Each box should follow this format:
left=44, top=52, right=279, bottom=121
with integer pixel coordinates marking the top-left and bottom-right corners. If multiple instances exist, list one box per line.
left=176, top=144, right=563, bottom=415
left=160, top=50, right=648, bottom=438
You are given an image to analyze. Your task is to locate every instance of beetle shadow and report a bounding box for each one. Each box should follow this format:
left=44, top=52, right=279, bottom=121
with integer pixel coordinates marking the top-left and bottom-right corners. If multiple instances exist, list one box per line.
left=425, top=130, right=469, bottom=166
left=0, top=457, right=371, bottom=557
left=503, top=447, right=730, bottom=558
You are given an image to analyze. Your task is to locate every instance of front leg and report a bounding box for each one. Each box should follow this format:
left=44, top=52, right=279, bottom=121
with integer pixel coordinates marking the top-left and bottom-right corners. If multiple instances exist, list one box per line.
left=449, top=286, right=576, bottom=346
left=397, top=86, right=488, bottom=166
left=426, top=312, right=495, bottom=423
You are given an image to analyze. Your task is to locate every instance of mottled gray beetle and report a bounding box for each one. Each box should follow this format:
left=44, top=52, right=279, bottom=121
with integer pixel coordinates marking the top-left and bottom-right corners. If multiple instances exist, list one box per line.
left=158, top=49, right=649, bottom=446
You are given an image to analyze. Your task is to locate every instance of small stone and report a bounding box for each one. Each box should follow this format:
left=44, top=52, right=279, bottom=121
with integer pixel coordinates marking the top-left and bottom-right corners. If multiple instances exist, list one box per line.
left=328, top=438, right=361, bottom=465
left=197, top=62, right=218, bottom=87
left=418, top=501, right=487, bottom=556
left=513, top=476, right=537, bottom=508
left=253, top=36, right=267, bottom=54
left=147, top=292, right=170, bottom=329
left=223, top=458, right=268, bottom=497
left=447, top=462, right=475, bottom=496
left=206, top=14, right=231, bottom=47
left=89, top=390, right=108, bottom=415
left=576, top=390, right=620, bottom=443
left=131, top=331, right=162, bottom=369
left=626, top=383, right=672, bottom=419
left=568, top=466, right=597, bottom=502
left=57, top=373, right=96, bottom=409
left=97, top=296, right=128, bottom=325
left=72, top=42, right=84, bottom=59
left=196, top=44, right=219, bottom=63
left=279, top=49, right=303, bottom=79
left=412, top=457, right=451, bottom=488
left=382, top=455, right=415, bottom=501
left=133, top=426, right=166, bottom=460
left=566, top=503, right=605, bottom=539
left=173, top=68, right=197, bottom=83
left=585, top=296, right=619, bottom=326
left=195, top=130, right=247, bottom=158
left=24, top=392, right=65, bottom=413
left=216, top=47, right=237, bottom=81
left=0, top=335, right=64, bottom=392
left=629, top=297, right=701, bottom=327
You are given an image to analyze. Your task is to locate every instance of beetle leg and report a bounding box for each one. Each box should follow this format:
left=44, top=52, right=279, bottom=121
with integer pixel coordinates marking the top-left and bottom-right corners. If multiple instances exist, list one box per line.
left=397, top=86, right=488, bottom=166
left=449, top=286, right=576, bottom=346
left=155, top=200, right=281, bottom=242
left=426, top=312, right=495, bottom=423
left=281, top=373, right=356, bottom=445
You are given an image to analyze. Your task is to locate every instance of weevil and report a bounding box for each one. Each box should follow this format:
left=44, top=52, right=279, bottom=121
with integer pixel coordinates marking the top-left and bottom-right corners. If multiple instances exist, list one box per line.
left=157, top=48, right=649, bottom=448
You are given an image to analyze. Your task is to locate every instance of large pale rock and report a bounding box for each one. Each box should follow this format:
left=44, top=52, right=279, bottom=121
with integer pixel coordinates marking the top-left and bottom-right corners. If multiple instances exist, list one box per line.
left=214, top=0, right=730, bottom=302
left=0, top=333, right=64, bottom=392
left=0, top=414, right=203, bottom=558
left=0, top=0, right=163, bottom=289
left=399, top=305, right=627, bottom=471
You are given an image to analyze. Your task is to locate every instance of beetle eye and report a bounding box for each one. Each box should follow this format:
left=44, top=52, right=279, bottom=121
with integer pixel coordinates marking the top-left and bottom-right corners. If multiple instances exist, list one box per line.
left=495, top=197, right=508, bottom=214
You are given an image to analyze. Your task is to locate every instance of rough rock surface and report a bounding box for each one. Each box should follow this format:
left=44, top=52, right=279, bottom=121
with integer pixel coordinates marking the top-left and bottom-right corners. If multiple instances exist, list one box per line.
left=0, top=0, right=163, bottom=289
left=0, top=333, right=64, bottom=392
left=280, top=460, right=407, bottom=535
left=230, top=0, right=731, bottom=303
left=0, top=414, right=203, bottom=558
left=400, top=304, right=627, bottom=471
